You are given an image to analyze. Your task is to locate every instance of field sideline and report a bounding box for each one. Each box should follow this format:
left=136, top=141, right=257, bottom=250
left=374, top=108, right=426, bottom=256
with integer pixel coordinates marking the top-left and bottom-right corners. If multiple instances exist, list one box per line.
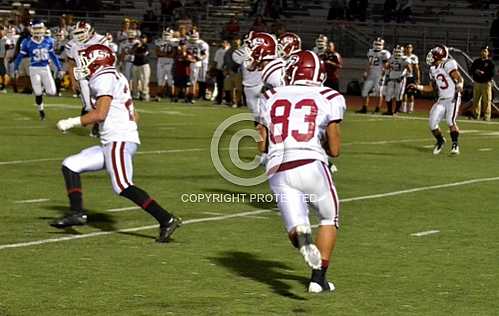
left=1, top=93, right=498, bottom=316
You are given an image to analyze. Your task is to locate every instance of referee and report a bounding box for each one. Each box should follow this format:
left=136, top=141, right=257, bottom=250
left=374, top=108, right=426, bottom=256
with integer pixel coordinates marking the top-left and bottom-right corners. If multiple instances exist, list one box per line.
left=471, top=46, right=495, bottom=121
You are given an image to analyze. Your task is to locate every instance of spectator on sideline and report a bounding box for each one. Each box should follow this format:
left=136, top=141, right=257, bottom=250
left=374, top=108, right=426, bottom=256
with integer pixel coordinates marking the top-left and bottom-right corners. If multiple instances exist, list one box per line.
left=0, top=26, right=7, bottom=93
left=471, top=46, right=495, bottom=121
left=223, top=16, right=240, bottom=40
left=132, top=34, right=151, bottom=101
left=116, top=18, right=130, bottom=46
left=250, top=15, right=268, bottom=33
left=173, top=39, right=196, bottom=103
left=223, top=38, right=242, bottom=107
left=320, top=41, right=342, bottom=90
left=213, top=39, right=230, bottom=105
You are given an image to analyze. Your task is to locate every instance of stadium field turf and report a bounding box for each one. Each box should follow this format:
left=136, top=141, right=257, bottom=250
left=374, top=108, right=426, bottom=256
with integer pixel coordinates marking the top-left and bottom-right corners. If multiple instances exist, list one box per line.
left=1, top=93, right=498, bottom=315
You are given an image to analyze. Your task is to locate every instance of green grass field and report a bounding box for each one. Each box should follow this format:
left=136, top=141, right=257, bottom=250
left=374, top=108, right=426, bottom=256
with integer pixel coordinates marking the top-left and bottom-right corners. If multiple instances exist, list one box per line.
left=1, top=93, right=498, bottom=316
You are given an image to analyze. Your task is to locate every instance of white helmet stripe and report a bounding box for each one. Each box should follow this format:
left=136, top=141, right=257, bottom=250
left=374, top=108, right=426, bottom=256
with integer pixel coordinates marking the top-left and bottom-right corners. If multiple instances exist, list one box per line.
left=311, top=51, right=320, bottom=82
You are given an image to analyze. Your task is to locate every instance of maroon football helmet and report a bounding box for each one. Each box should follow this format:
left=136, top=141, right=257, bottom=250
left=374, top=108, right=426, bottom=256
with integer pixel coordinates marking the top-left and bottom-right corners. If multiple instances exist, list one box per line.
left=247, top=32, right=278, bottom=65
left=285, top=50, right=326, bottom=86
left=73, top=44, right=116, bottom=80
left=278, top=32, right=302, bottom=59
left=426, top=45, right=448, bottom=66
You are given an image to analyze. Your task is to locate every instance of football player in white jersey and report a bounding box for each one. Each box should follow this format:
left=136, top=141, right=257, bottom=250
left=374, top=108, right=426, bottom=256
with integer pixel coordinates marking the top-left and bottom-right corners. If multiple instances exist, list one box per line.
left=118, top=29, right=140, bottom=87
left=186, top=31, right=209, bottom=101
left=383, top=45, right=410, bottom=115
left=409, top=45, right=464, bottom=155
left=312, top=34, right=328, bottom=55
left=232, top=44, right=263, bottom=120
left=232, top=32, right=285, bottom=120
left=155, top=28, right=177, bottom=101
left=278, top=32, right=302, bottom=60
left=402, top=43, right=420, bottom=113
left=257, top=50, right=346, bottom=294
left=65, top=21, right=108, bottom=116
left=53, top=44, right=181, bottom=241
left=245, top=32, right=286, bottom=89
left=357, top=37, right=391, bottom=113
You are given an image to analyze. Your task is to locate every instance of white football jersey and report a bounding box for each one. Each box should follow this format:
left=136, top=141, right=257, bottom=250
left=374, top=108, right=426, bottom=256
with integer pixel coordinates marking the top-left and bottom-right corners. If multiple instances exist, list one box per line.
left=155, top=39, right=177, bottom=61
left=262, top=58, right=285, bottom=88
left=367, top=48, right=391, bottom=78
left=405, top=53, right=419, bottom=77
left=258, top=85, right=346, bottom=173
left=89, top=67, right=140, bottom=145
left=242, top=67, right=263, bottom=87
left=187, top=40, right=209, bottom=66
left=387, top=56, right=409, bottom=79
left=65, top=33, right=109, bottom=66
left=429, top=59, right=459, bottom=99
left=119, top=39, right=140, bottom=62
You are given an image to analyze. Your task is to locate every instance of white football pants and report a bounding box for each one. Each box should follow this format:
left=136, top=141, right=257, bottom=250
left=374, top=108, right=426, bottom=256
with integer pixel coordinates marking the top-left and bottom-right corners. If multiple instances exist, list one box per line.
left=269, top=160, right=340, bottom=232
left=384, top=78, right=406, bottom=102
left=62, top=141, right=138, bottom=194
left=244, top=84, right=263, bottom=119
left=29, top=66, right=56, bottom=96
left=429, top=95, right=461, bottom=130
left=156, top=59, right=173, bottom=87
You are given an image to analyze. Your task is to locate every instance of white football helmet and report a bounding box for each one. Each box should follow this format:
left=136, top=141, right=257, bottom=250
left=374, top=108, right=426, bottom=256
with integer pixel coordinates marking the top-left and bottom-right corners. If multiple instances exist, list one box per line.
left=315, top=34, right=328, bottom=54
left=372, top=37, right=384, bottom=51
left=30, top=20, right=46, bottom=39
left=188, top=31, right=200, bottom=43
left=127, top=29, right=137, bottom=40
left=162, top=28, right=174, bottom=41
left=72, top=21, right=92, bottom=43
left=393, top=45, right=404, bottom=58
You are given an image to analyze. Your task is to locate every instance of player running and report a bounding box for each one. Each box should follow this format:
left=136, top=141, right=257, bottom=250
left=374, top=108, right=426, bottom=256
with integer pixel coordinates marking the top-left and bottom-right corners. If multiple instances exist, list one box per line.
left=409, top=45, right=464, bottom=155
left=65, top=21, right=109, bottom=136
left=53, top=44, right=181, bottom=242
left=232, top=32, right=286, bottom=119
left=383, top=45, right=410, bottom=115
left=257, top=50, right=346, bottom=293
left=14, top=20, right=63, bottom=120
left=357, top=37, right=390, bottom=114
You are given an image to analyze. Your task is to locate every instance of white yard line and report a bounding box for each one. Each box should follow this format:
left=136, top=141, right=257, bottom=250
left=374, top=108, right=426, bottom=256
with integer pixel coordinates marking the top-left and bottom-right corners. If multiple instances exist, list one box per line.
left=355, top=113, right=499, bottom=125
left=106, top=206, right=141, bottom=213
left=411, top=230, right=440, bottom=237
left=0, top=148, right=205, bottom=165
left=0, top=209, right=273, bottom=250
left=14, top=199, right=50, bottom=204
left=340, top=176, right=499, bottom=203
left=2, top=176, right=499, bottom=250
left=478, top=148, right=493, bottom=151
left=202, top=212, right=224, bottom=216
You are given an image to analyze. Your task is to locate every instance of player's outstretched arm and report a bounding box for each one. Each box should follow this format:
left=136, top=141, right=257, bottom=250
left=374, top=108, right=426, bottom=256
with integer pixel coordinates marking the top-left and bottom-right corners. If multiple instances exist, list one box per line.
left=56, top=96, right=112, bottom=132
left=326, top=122, right=341, bottom=157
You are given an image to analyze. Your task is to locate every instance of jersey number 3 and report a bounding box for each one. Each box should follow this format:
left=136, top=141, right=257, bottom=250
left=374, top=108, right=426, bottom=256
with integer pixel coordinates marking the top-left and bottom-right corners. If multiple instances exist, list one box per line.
left=270, top=99, right=318, bottom=144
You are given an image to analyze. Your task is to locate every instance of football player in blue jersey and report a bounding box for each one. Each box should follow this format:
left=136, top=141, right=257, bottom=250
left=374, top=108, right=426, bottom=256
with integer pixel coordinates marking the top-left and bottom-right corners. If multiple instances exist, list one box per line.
left=14, top=20, right=63, bottom=120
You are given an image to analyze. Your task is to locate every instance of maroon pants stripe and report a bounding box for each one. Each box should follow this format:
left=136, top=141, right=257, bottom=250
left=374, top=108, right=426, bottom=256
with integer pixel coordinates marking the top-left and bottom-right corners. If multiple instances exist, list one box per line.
left=111, top=142, right=125, bottom=191
left=321, top=163, right=340, bottom=226
left=119, top=142, right=132, bottom=187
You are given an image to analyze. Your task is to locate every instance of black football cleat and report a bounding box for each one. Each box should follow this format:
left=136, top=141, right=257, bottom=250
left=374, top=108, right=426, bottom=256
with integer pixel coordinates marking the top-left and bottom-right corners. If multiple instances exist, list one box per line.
left=50, top=212, right=88, bottom=229
left=39, top=110, right=46, bottom=120
left=156, top=216, right=182, bottom=243
left=356, top=107, right=368, bottom=114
